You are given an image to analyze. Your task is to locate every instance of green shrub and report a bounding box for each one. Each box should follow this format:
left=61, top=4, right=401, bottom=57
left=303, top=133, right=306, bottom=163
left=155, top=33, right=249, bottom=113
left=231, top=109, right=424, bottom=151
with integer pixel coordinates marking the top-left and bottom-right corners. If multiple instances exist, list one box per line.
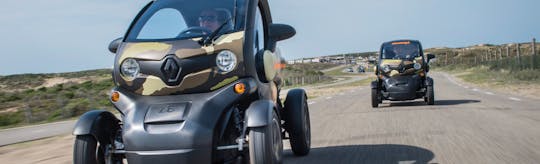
left=512, top=69, right=540, bottom=81
left=0, top=112, right=23, bottom=127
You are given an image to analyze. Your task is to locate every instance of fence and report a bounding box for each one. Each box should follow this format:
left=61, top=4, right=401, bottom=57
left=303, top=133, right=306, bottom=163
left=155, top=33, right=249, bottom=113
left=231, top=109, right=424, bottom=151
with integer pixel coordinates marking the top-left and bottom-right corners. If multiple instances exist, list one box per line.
left=283, top=75, right=332, bottom=87
left=432, top=38, right=539, bottom=71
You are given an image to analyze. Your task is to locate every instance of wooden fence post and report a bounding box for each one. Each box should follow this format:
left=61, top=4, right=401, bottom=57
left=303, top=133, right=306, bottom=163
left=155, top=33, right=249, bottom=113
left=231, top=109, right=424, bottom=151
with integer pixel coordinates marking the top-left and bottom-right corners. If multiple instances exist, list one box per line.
left=533, top=38, right=536, bottom=69
left=485, top=50, right=489, bottom=61
left=505, top=46, right=510, bottom=66
left=517, top=43, right=522, bottom=69
left=445, top=53, right=448, bottom=65
left=506, top=46, right=510, bottom=58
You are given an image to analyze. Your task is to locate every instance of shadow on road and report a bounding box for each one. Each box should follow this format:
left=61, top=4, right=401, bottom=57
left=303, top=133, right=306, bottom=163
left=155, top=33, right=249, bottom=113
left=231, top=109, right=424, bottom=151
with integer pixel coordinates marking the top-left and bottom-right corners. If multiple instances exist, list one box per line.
left=435, top=99, right=481, bottom=106
left=383, top=99, right=480, bottom=107
left=283, top=144, right=435, bottom=164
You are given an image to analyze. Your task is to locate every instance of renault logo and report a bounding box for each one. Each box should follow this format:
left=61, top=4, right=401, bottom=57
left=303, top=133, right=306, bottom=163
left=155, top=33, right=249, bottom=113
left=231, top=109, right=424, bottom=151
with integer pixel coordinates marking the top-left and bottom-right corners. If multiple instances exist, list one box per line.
left=161, top=57, right=181, bottom=83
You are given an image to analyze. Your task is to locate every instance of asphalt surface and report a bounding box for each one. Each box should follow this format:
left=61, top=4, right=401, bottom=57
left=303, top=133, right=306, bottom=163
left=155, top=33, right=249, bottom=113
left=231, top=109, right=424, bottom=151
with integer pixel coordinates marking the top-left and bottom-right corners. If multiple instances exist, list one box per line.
left=1, top=72, right=540, bottom=163
left=283, top=72, right=540, bottom=163
left=0, top=120, right=75, bottom=146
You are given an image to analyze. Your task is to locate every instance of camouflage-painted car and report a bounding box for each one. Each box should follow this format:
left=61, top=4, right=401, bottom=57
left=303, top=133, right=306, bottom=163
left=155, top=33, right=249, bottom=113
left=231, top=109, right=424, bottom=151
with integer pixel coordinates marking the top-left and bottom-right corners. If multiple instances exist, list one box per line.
left=371, top=40, right=436, bottom=107
left=72, top=0, right=311, bottom=163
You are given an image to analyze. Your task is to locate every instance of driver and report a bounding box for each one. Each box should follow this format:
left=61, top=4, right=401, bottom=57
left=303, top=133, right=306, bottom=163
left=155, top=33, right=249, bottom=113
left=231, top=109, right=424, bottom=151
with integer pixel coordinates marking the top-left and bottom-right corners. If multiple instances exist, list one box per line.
left=393, top=48, right=403, bottom=58
left=198, top=8, right=233, bottom=34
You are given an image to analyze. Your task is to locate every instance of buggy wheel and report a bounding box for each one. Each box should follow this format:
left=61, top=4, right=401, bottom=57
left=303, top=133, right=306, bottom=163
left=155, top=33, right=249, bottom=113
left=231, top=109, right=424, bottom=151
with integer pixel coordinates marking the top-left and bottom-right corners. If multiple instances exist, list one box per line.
left=371, top=88, right=379, bottom=108
left=73, top=135, right=105, bottom=164
left=249, top=111, right=283, bottom=164
left=426, top=85, right=435, bottom=105
left=284, top=90, right=311, bottom=156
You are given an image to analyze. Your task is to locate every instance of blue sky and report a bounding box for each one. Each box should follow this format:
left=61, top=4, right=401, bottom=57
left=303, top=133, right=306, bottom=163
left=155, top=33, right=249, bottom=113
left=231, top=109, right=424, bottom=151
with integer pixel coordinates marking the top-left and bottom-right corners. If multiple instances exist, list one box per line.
left=1, top=0, right=539, bottom=75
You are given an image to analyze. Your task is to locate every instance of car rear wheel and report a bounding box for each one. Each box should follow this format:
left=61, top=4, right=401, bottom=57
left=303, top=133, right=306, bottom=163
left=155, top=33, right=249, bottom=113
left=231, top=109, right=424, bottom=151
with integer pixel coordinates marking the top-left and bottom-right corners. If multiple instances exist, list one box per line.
left=284, top=90, right=311, bottom=156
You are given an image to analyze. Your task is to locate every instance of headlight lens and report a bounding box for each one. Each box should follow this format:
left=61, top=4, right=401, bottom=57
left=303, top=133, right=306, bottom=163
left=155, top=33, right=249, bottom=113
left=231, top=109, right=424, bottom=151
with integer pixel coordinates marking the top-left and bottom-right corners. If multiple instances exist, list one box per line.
left=120, top=58, right=140, bottom=80
left=414, top=63, right=422, bottom=70
left=383, top=65, right=391, bottom=73
left=216, top=50, right=237, bottom=73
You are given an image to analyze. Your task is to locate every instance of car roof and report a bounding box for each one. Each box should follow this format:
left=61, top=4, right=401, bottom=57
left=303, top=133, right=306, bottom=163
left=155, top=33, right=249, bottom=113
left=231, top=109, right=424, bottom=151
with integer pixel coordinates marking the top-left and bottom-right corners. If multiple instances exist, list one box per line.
left=381, top=39, right=421, bottom=46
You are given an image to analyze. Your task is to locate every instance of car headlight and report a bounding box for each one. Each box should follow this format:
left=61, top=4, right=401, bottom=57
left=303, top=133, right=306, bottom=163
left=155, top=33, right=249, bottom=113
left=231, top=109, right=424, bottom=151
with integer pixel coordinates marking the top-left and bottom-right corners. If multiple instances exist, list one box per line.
left=383, top=65, right=391, bottom=73
left=120, top=58, right=140, bottom=80
left=216, top=50, right=237, bottom=73
left=414, top=63, right=422, bottom=70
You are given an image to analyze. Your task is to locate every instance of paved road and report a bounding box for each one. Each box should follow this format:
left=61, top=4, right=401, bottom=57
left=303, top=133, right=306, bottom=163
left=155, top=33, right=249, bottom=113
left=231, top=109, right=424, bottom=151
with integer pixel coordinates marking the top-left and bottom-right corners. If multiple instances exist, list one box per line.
left=2, top=72, right=540, bottom=163
left=0, top=120, right=75, bottom=146
left=283, top=72, right=540, bottom=163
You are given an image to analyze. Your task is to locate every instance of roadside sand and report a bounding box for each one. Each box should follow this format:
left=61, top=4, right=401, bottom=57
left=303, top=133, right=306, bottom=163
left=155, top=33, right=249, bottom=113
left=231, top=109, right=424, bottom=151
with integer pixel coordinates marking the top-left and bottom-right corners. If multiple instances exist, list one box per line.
left=447, top=71, right=540, bottom=100
left=0, top=135, right=73, bottom=164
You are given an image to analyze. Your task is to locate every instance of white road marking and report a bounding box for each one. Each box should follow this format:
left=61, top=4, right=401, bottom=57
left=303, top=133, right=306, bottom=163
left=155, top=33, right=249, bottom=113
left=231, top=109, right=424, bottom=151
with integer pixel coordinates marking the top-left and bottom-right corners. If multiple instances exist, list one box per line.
left=308, top=101, right=316, bottom=105
left=339, top=93, right=345, bottom=96
left=509, top=97, right=521, bottom=101
left=464, top=86, right=469, bottom=89
left=472, top=88, right=480, bottom=92
left=485, top=92, right=494, bottom=95
left=326, top=97, right=332, bottom=100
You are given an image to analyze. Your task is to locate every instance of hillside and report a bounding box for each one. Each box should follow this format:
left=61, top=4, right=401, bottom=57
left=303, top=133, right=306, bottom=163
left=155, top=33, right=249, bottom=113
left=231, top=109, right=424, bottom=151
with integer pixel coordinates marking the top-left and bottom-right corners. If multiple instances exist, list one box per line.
left=0, top=69, right=114, bottom=128
left=426, top=42, right=540, bottom=83
left=0, top=64, right=342, bottom=128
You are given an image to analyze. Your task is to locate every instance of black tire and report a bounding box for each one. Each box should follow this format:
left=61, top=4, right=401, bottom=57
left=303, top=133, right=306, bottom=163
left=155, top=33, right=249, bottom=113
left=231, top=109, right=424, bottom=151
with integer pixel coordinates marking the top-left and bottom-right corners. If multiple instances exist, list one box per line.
left=284, top=90, right=311, bottom=156
left=74, top=135, right=105, bottom=164
left=426, top=85, right=435, bottom=105
left=249, top=111, right=283, bottom=164
left=371, top=88, right=379, bottom=108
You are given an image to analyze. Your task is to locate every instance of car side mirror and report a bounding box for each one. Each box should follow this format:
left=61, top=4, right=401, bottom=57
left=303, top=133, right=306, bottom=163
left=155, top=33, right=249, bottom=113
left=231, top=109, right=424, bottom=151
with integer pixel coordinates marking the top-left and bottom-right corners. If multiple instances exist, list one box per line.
left=108, top=37, right=123, bottom=54
left=427, top=53, right=435, bottom=62
left=268, top=24, right=296, bottom=42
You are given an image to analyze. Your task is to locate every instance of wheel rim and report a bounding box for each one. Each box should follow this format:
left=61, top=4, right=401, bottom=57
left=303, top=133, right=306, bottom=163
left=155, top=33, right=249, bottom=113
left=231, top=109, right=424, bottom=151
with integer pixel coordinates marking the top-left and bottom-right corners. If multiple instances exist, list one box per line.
left=272, top=116, right=282, bottom=161
left=303, top=100, right=311, bottom=146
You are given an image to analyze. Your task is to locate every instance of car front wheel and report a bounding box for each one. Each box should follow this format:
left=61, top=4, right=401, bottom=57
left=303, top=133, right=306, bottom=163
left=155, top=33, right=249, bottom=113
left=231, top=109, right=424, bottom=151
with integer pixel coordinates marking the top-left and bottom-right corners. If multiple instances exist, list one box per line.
left=249, top=110, right=283, bottom=164
left=426, top=85, right=435, bottom=105
left=371, top=88, right=380, bottom=108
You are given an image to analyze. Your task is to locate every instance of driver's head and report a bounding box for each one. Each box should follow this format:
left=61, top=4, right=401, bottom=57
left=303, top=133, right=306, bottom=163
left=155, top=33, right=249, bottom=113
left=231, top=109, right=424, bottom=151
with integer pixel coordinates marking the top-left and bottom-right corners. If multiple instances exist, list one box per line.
left=198, top=8, right=232, bottom=32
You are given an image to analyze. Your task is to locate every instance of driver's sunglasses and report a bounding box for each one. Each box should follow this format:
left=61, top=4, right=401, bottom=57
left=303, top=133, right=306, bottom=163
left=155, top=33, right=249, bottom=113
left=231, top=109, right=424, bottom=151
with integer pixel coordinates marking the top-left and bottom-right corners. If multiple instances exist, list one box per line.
left=198, top=15, right=218, bottom=22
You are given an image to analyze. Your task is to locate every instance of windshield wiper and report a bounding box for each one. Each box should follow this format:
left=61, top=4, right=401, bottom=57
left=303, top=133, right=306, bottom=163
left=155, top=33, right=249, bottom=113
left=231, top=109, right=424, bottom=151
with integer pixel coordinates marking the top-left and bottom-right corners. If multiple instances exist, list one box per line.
left=202, top=18, right=232, bottom=46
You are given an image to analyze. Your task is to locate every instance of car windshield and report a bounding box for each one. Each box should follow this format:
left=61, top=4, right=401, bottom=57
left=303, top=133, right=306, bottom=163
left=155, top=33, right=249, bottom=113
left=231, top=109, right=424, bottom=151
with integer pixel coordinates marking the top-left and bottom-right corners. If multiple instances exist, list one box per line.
left=381, top=41, right=421, bottom=60
left=126, top=0, right=246, bottom=42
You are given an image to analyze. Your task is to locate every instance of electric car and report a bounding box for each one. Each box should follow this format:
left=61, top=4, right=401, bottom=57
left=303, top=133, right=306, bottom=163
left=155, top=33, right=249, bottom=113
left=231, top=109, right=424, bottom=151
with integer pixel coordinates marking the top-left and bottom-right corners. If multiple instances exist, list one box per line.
left=371, top=40, right=436, bottom=107
left=72, top=0, right=311, bottom=163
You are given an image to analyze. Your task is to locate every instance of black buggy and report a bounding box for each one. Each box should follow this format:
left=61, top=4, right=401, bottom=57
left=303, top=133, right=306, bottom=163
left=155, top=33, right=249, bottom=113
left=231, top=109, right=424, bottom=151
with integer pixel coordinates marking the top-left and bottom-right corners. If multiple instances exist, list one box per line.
left=371, top=40, right=436, bottom=107
left=72, top=0, right=311, bottom=163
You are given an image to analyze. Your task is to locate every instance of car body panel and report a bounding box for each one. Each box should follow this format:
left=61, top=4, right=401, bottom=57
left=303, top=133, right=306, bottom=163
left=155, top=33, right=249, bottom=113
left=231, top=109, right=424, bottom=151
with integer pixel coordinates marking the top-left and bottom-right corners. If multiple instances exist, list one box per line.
left=113, top=32, right=246, bottom=96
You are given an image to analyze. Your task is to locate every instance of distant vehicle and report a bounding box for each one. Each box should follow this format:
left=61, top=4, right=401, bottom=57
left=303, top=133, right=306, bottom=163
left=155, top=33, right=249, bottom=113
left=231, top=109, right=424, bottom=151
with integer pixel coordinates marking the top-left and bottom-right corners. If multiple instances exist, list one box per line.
left=357, top=66, right=365, bottom=73
left=346, top=67, right=354, bottom=72
left=371, top=40, right=436, bottom=107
